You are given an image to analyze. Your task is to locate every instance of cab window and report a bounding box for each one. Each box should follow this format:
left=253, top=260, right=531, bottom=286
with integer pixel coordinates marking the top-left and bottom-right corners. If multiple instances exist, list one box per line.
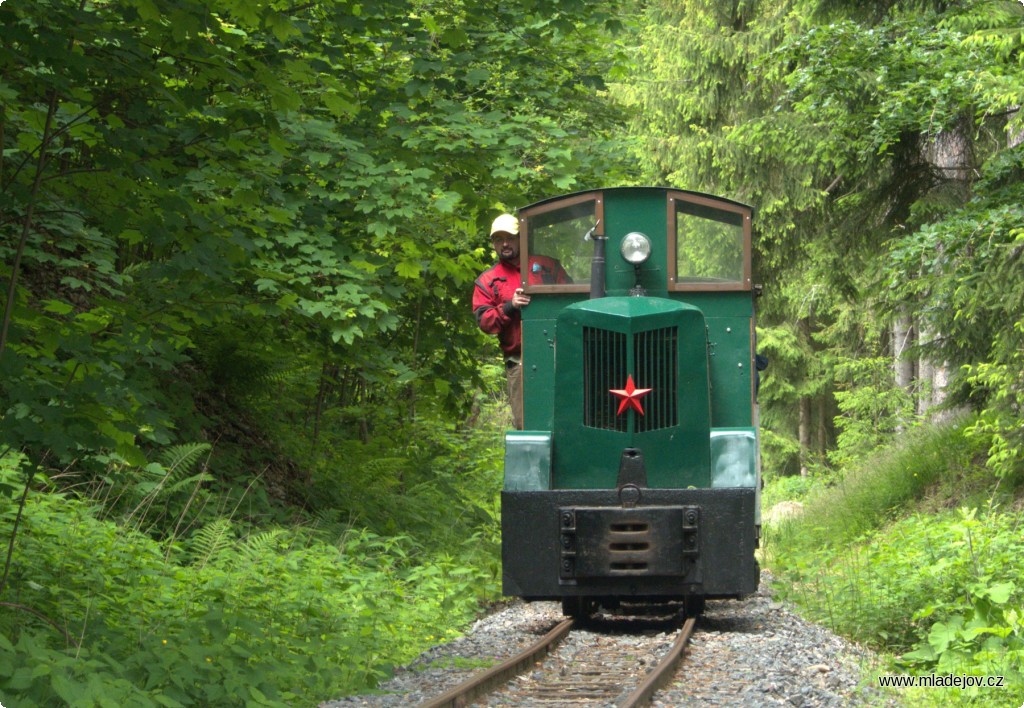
left=522, top=194, right=601, bottom=292
left=669, top=195, right=750, bottom=290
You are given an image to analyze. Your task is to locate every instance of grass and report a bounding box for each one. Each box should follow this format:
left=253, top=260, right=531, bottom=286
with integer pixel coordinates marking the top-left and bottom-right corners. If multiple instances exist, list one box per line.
left=763, top=417, right=1024, bottom=707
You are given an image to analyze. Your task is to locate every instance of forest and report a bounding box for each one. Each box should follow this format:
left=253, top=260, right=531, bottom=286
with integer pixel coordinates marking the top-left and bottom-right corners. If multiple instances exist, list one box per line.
left=1, top=0, right=1022, bottom=705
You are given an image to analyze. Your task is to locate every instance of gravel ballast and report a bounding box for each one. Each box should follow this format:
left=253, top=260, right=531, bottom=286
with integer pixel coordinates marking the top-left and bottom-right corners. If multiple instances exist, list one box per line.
left=321, top=572, right=894, bottom=707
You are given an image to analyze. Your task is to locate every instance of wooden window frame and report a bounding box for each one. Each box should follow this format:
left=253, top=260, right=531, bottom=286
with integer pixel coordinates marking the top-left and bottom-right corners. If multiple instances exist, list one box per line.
left=666, top=191, right=753, bottom=292
left=520, top=192, right=604, bottom=294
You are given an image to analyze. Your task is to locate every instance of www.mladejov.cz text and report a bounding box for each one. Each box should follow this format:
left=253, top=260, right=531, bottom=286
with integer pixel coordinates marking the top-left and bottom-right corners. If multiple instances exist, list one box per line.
left=877, top=673, right=1005, bottom=689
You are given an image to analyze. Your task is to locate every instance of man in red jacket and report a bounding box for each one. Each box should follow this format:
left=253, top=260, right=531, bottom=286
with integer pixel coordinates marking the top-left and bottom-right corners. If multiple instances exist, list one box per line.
left=473, top=213, right=570, bottom=429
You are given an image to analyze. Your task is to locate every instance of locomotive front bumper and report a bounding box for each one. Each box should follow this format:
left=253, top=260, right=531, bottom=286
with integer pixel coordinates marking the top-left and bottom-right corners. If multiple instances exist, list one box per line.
left=502, top=488, right=759, bottom=601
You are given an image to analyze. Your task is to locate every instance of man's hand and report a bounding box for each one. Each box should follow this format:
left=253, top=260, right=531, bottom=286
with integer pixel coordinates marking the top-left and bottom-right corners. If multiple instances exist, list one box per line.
left=511, top=288, right=531, bottom=309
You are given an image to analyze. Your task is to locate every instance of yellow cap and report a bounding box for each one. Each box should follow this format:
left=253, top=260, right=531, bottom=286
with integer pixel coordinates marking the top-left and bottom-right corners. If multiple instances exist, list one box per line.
left=490, top=213, right=519, bottom=238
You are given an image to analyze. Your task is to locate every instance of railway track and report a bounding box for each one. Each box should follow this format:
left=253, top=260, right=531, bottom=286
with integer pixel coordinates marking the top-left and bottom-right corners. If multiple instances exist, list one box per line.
left=419, top=608, right=697, bottom=708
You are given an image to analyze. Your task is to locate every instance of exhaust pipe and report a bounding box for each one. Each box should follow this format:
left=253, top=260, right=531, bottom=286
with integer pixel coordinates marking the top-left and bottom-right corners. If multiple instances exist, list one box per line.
left=586, top=220, right=605, bottom=299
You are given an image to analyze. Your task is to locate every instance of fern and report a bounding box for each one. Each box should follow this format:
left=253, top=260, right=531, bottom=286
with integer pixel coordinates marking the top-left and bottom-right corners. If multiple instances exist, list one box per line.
left=158, top=443, right=212, bottom=481
left=307, top=508, right=353, bottom=546
left=235, top=529, right=288, bottom=568
left=357, top=457, right=407, bottom=490
left=188, top=518, right=235, bottom=567
left=163, top=471, right=214, bottom=497
left=122, top=443, right=213, bottom=532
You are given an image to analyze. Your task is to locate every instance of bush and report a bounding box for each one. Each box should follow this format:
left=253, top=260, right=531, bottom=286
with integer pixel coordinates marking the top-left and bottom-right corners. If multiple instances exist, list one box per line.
left=768, top=418, right=980, bottom=553
left=0, top=425, right=502, bottom=707
left=761, top=469, right=820, bottom=510
left=765, top=421, right=1024, bottom=705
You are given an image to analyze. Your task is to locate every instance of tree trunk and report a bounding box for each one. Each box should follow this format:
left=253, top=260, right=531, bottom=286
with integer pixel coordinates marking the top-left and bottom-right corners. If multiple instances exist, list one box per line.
left=799, top=395, right=811, bottom=477
left=892, top=311, right=915, bottom=424
left=1008, top=107, right=1023, bottom=149
left=816, top=397, right=825, bottom=455
left=914, top=121, right=974, bottom=416
left=797, top=315, right=812, bottom=476
left=917, top=342, right=934, bottom=415
left=933, top=363, right=949, bottom=405
left=1, top=92, right=59, bottom=360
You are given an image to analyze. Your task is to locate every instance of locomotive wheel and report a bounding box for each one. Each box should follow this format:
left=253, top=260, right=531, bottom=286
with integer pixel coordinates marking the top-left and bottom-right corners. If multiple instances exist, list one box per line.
left=684, top=595, right=706, bottom=617
left=561, top=596, right=597, bottom=618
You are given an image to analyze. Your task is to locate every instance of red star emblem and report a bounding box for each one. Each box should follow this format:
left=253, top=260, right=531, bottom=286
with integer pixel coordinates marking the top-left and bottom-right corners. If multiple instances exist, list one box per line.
left=609, top=375, right=653, bottom=416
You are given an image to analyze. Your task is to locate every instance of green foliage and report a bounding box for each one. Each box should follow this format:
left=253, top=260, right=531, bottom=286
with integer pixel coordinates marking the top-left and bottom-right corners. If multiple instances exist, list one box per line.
left=886, top=145, right=1024, bottom=480
left=899, top=509, right=1023, bottom=684
left=772, top=505, right=1024, bottom=703
left=761, top=469, right=819, bottom=510
left=755, top=323, right=828, bottom=475
left=620, top=0, right=1024, bottom=485
left=964, top=346, right=1024, bottom=481
left=0, top=9, right=624, bottom=702
left=291, top=412, right=505, bottom=568
left=768, top=418, right=980, bottom=555
left=0, top=0, right=632, bottom=473
left=0, top=416, right=503, bottom=707
left=829, top=355, right=916, bottom=468
left=767, top=422, right=1024, bottom=702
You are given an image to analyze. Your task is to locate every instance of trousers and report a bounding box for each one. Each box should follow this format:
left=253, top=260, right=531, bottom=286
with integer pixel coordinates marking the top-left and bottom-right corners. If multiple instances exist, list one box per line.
left=505, top=361, right=523, bottom=430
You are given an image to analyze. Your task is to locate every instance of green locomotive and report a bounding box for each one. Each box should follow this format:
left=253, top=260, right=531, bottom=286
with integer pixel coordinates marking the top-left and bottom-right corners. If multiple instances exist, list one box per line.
left=500, top=186, right=761, bottom=617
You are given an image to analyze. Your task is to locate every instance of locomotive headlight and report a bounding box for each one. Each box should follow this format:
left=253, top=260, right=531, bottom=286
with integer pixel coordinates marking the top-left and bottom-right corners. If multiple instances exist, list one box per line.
left=620, top=232, right=651, bottom=265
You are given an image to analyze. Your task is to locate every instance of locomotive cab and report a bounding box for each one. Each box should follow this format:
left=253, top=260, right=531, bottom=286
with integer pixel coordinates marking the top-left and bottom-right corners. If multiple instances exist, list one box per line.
left=500, top=187, right=761, bottom=617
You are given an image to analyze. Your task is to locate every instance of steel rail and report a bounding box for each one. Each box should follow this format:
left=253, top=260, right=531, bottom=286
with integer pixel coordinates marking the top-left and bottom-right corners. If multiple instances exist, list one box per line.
left=617, top=614, right=698, bottom=707
left=418, top=617, right=574, bottom=708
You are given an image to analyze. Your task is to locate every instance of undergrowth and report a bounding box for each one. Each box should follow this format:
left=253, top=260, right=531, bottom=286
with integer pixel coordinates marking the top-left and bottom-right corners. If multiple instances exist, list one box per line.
left=764, top=419, right=1024, bottom=706
left=0, top=399, right=506, bottom=706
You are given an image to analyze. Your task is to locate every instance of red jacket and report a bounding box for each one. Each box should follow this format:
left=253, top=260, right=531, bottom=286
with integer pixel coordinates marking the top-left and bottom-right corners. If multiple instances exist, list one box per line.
left=473, top=256, right=570, bottom=358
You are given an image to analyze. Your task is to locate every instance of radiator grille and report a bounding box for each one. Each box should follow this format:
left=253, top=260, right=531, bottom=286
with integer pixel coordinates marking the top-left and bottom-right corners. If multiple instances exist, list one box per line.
left=583, top=327, right=628, bottom=431
left=634, top=327, right=678, bottom=432
left=582, top=326, right=677, bottom=432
